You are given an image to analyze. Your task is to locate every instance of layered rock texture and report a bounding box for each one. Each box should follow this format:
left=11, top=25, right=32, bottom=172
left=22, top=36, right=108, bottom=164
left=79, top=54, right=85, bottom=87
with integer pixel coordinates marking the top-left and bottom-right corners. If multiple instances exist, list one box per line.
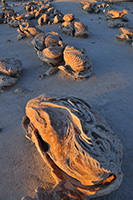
left=22, top=95, right=123, bottom=199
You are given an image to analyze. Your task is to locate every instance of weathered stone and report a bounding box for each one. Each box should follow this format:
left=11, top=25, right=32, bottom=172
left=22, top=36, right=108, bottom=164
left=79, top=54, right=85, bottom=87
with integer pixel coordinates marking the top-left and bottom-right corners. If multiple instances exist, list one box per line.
left=104, top=9, right=128, bottom=19
left=22, top=95, right=123, bottom=199
left=38, top=13, right=48, bottom=26
left=121, top=15, right=129, bottom=22
left=109, top=21, right=127, bottom=28
left=74, top=21, right=89, bottom=38
left=44, top=31, right=64, bottom=48
left=81, top=2, right=101, bottom=13
left=8, top=20, right=19, bottom=28
left=0, top=57, right=22, bottom=77
left=63, top=13, right=74, bottom=22
left=0, top=75, right=18, bottom=89
left=59, top=45, right=92, bottom=79
left=59, top=21, right=74, bottom=37
left=115, top=27, right=133, bottom=41
left=31, top=32, right=45, bottom=51
left=0, top=12, right=4, bottom=24
left=37, top=46, right=63, bottom=67
left=18, top=22, right=42, bottom=39
left=53, top=14, right=63, bottom=24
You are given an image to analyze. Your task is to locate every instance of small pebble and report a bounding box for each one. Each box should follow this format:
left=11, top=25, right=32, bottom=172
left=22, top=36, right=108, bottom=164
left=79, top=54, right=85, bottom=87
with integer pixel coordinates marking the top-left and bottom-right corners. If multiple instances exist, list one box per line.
left=109, top=22, right=115, bottom=28
left=122, top=16, right=129, bottom=22
left=14, top=88, right=23, bottom=93
left=6, top=39, right=11, bottom=43
left=39, top=74, right=44, bottom=80
left=125, top=7, right=130, bottom=10
left=91, top=41, right=95, bottom=44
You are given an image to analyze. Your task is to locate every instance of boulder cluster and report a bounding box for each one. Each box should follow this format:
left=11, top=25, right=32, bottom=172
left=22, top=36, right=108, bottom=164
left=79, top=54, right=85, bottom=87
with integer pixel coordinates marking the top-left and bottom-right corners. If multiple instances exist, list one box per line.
left=80, top=1, right=133, bottom=46
left=16, top=20, right=92, bottom=79
left=0, top=0, right=18, bottom=24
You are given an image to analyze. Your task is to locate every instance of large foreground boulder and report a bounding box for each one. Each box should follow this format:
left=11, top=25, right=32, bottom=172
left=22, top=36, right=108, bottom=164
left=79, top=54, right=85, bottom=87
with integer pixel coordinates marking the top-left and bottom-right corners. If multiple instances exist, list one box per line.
left=22, top=95, right=123, bottom=199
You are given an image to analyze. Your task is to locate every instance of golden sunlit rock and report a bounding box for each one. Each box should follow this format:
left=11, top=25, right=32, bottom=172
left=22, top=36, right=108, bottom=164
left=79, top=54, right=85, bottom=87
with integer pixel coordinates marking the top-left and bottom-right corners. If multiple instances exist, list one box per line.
left=59, top=21, right=74, bottom=37
left=44, top=31, right=64, bottom=48
left=59, top=45, right=92, bottom=79
left=31, top=32, right=46, bottom=51
left=105, top=9, right=128, bottom=19
left=37, top=46, right=63, bottom=67
left=63, top=13, right=74, bottom=22
left=17, top=21, right=42, bottom=39
left=38, top=13, right=48, bottom=26
left=0, top=58, right=22, bottom=89
left=116, top=27, right=133, bottom=41
left=22, top=95, right=123, bottom=199
left=74, top=21, right=89, bottom=38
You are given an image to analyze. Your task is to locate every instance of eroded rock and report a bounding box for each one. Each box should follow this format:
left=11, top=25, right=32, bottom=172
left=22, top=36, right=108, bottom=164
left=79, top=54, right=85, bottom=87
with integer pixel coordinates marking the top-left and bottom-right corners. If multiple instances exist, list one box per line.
left=115, top=27, right=133, bottom=41
left=109, top=21, right=127, bottom=28
left=59, top=21, right=74, bottom=37
left=37, top=46, right=63, bottom=67
left=59, top=19, right=89, bottom=38
left=44, top=31, right=64, bottom=48
left=0, top=75, right=18, bottom=89
left=0, top=57, right=22, bottom=89
left=63, top=13, right=74, bottom=22
left=17, top=21, right=42, bottom=39
left=104, top=9, right=128, bottom=20
left=31, top=32, right=46, bottom=51
left=22, top=95, right=123, bottom=199
left=0, top=57, right=21, bottom=77
left=38, top=13, right=48, bottom=26
left=59, top=45, right=92, bottom=79
left=53, top=14, right=63, bottom=24
left=8, top=19, right=19, bottom=28
left=81, top=2, right=101, bottom=13
left=0, top=12, right=4, bottom=23
left=74, top=21, right=89, bottom=38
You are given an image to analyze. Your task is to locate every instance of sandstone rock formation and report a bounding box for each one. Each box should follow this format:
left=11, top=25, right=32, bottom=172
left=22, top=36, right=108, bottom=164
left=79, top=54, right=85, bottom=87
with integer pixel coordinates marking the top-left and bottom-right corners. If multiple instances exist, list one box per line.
left=22, top=95, right=123, bottom=199
left=0, top=57, right=22, bottom=89
left=59, top=45, right=92, bottom=79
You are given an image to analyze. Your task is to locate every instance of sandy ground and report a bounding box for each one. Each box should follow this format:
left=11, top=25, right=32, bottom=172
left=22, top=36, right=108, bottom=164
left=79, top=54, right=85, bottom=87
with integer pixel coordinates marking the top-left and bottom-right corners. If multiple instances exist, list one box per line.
left=0, top=0, right=133, bottom=199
